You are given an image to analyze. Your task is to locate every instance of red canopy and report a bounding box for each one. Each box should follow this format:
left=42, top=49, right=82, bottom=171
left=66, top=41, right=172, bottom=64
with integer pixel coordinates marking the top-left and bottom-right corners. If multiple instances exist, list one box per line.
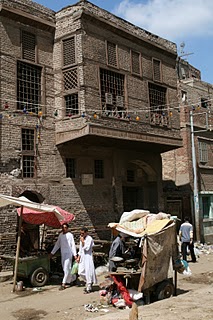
left=17, top=206, right=75, bottom=228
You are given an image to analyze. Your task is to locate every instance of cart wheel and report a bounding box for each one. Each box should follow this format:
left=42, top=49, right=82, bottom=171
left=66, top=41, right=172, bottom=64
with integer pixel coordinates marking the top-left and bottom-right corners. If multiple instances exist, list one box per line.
left=155, top=280, right=174, bottom=300
left=30, top=267, right=49, bottom=287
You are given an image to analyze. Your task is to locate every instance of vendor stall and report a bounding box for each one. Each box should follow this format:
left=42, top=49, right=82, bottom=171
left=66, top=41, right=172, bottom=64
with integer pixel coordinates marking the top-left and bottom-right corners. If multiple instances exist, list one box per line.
left=0, top=193, right=75, bottom=291
left=107, top=209, right=180, bottom=305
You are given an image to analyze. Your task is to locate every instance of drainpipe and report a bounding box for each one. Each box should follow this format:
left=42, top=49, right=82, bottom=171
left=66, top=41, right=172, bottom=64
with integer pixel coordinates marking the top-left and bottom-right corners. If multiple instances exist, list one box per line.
left=190, top=111, right=200, bottom=241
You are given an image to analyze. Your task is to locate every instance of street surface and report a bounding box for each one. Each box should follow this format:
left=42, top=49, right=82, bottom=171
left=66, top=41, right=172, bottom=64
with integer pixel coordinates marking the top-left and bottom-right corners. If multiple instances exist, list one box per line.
left=0, top=247, right=212, bottom=320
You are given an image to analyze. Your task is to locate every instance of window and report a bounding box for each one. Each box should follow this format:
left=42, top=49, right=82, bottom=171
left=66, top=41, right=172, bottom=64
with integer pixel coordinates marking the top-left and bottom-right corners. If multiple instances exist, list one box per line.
left=152, top=59, right=162, bottom=82
left=131, top=51, right=140, bottom=75
left=21, top=128, right=35, bottom=178
left=149, top=83, right=168, bottom=126
left=201, top=97, right=209, bottom=108
left=22, top=31, right=36, bottom=62
left=63, top=68, right=78, bottom=90
left=63, top=37, right=76, bottom=66
left=127, top=170, right=135, bottom=182
left=107, top=42, right=117, bottom=67
left=198, top=141, right=208, bottom=163
left=66, top=158, right=76, bottom=178
left=201, top=195, right=213, bottom=219
left=65, top=94, right=78, bottom=116
left=100, top=68, right=125, bottom=118
left=17, top=61, right=42, bottom=114
left=181, top=90, right=187, bottom=103
left=94, top=160, right=104, bottom=179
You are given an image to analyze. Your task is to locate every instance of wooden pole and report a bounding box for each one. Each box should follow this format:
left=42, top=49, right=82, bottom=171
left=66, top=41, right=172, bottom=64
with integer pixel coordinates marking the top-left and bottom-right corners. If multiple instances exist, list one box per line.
left=12, top=206, right=23, bottom=292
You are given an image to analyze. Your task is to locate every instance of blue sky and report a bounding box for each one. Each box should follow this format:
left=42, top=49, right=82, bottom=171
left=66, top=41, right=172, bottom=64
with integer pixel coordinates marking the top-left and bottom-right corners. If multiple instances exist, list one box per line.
left=35, top=0, right=213, bottom=84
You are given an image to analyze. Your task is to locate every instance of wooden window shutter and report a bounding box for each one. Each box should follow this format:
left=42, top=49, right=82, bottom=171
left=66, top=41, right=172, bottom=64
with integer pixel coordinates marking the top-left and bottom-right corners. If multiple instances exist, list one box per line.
left=153, top=59, right=161, bottom=82
left=22, top=31, right=36, bottom=62
left=63, top=37, right=76, bottom=66
left=107, top=42, right=117, bottom=67
left=131, top=51, right=140, bottom=74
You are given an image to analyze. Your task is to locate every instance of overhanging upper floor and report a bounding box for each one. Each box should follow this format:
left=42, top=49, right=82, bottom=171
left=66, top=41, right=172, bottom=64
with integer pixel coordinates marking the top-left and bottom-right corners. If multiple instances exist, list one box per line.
left=56, top=120, right=182, bottom=153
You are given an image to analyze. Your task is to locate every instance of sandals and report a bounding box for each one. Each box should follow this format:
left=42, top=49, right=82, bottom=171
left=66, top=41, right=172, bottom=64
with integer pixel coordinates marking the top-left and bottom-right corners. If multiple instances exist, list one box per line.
left=59, top=284, right=70, bottom=290
left=84, top=288, right=92, bottom=294
left=59, top=285, right=66, bottom=290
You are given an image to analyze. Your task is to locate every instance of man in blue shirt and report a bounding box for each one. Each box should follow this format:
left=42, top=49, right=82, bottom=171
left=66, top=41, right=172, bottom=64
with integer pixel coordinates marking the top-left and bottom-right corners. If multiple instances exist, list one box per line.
left=179, top=217, right=196, bottom=263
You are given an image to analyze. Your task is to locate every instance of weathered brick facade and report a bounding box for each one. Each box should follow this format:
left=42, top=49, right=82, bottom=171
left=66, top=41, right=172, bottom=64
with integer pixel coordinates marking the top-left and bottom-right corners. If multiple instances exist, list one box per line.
left=0, top=0, right=182, bottom=269
left=162, top=61, right=213, bottom=242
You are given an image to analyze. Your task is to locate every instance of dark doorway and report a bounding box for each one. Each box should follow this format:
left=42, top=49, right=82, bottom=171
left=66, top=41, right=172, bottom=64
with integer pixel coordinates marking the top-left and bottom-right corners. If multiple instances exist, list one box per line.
left=166, top=199, right=182, bottom=232
left=122, top=187, right=144, bottom=212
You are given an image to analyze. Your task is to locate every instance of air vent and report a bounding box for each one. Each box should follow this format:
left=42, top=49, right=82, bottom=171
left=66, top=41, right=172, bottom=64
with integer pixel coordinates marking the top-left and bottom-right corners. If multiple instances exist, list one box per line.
left=116, top=95, right=124, bottom=107
left=105, top=93, right=113, bottom=105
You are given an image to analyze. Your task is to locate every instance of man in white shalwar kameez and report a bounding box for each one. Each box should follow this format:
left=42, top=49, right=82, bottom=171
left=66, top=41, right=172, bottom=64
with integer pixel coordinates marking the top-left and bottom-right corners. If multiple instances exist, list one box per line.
left=77, top=227, right=97, bottom=293
left=50, top=223, right=77, bottom=290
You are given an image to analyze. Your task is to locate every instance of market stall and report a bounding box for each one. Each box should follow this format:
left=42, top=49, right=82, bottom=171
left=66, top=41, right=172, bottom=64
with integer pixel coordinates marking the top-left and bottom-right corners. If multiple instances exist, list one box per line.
left=0, top=193, right=75, bottom=291
left=106, top=209, right=180, bottom=305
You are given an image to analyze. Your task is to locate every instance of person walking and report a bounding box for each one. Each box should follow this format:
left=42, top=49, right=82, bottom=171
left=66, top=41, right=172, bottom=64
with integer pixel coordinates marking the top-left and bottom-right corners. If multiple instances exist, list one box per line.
left=50, top=223, right=77, bottom=290
left=179, top=216, right=197, bottom=263
left=77, top=227, right=97, bottom=293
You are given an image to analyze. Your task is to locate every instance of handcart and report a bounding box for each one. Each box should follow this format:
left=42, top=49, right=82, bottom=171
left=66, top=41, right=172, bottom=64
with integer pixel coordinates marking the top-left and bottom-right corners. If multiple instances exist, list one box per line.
left=108, top=211, right=180, bottom=304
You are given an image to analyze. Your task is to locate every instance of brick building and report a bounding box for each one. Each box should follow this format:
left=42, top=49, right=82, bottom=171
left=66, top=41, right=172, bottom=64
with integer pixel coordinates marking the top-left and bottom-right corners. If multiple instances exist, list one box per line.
left=162, top=60, right=213, bottom=242
left=0, top=0, right=182, bottom=266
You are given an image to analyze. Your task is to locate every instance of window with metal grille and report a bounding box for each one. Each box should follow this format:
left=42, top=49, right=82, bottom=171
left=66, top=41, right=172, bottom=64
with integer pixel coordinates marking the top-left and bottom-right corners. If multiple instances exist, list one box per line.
left=65, top=94, right=78, bottom=116
left=66, top=158, right=76, bottom=178
left=149, top=83, right=168, bottom=125
left=63, top=37, right=76, bottom=66
left=131, top=51, right=140, bottom=75
left=201, top=97, right=209, bottom=108
left=127, top=170, right=135, bottom=182
left=94, top=160, right=104, bottom=179
left=17, top=61, right=42, bottom=114
left=153, top=59, right=161, bottom=82
left=107, top=42, right=117, bottom=67
left=63, top=68, right=78, bottom=91
left=22, top=31, right=36, bottom=62
left=199, top=141, right=208, bottom=163
left=22, top=128, right=35, bottom=178
left=100, top=68, right=125, bottom=117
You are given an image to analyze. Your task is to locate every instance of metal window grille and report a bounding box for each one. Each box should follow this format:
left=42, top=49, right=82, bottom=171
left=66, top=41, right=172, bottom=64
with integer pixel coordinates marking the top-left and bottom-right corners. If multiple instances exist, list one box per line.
left=22, top=128, right=35, bottom=151
left=127, top=170, right=135, bottom=182
left=66, top=158, right=76, bottom=178
left=22, top=31, right=36, bottom=62
left=149, top=83, right=168, bottom=126
left=17, top=61, right=42, bottom=113
left=100, top=68, right=126, bottom=117
left=22, top=155, right=35, bottom=178
left=63, top=37, right=76, bottom=66
left=107, top=42, right=117, bottom=67
left=22, top=129, right=35, bottom=178
left=94, top=160, right=104, bottom=179
left=131, top=51, right=140, bottom=74
left=153, top=59, right=161, bottom=82
left=199, top=141, right=208, bottom=163
left=63, top=68, right=78, bottom=91
left=65, top=93, right=79, bottom=116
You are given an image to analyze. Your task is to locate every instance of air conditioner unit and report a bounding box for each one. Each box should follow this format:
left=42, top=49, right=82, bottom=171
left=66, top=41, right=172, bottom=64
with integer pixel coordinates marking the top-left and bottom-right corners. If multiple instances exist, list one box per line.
left=116, top=95, right=124, bottom=107
left=105, top=93, right=113, bottom=105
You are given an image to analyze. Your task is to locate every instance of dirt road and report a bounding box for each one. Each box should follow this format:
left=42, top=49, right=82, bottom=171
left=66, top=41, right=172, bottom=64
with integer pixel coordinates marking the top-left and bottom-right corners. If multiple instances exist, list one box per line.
left=0, top=251, right=212, bottom=320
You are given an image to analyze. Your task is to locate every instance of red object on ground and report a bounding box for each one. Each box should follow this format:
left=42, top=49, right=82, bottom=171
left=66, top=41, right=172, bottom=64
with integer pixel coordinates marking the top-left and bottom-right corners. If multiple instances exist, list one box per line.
left=112, top=275, right=133, bottom=307
left=17, top=206, right=75, bottom=228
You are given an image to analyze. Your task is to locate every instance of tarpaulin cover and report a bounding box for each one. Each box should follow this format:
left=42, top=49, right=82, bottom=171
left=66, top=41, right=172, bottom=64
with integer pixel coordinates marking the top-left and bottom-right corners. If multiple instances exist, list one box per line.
left=138, top=223, right=178, bottom=291
left=0, top=193, right=75, bottom=228
left=17, top=206, right=75, bottom=228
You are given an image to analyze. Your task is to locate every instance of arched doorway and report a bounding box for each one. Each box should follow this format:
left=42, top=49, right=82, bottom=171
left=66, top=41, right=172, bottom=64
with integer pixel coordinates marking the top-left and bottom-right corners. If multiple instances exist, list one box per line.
left=18, top=190, right=44, bottom=256
left=122, top=160, right=158, bottom=212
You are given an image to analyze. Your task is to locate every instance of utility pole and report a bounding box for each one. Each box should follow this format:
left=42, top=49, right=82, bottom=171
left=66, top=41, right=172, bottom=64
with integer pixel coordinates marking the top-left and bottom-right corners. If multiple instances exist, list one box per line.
left=190, top=110, right=209, bottom=242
